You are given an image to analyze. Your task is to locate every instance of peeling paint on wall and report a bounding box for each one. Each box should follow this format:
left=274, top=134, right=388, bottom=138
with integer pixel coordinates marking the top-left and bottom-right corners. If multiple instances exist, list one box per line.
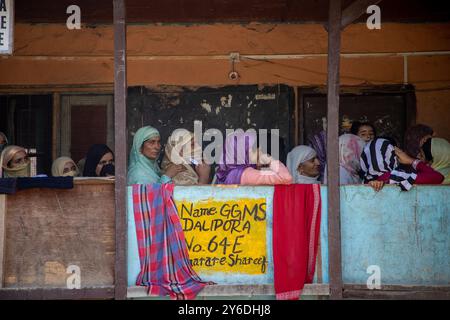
left=220, top=94, right=233, bottom=108
left=201, top=100, right=212, bottom=113
left=255, top=93, right=276, bottom=100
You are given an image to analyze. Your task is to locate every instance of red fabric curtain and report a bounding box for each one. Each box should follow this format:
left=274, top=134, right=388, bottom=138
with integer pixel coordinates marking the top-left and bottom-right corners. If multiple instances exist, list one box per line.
left=273, top=184, right=322, bottom=300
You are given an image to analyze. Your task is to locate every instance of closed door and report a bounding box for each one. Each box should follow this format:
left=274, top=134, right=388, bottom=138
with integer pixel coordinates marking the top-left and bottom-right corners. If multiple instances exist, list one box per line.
left=60, top=95, right=114, bottom=162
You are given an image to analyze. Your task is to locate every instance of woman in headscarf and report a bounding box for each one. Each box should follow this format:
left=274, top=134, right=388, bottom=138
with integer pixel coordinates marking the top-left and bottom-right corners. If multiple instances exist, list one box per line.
left=338, top=134, right=366, bottom=185
left=215, top=129, right=292, bottom=185
left=286, top=145, right=321, bottom=184
left=404, top=124, right=434, bottom=159
left=0, top=132, right=8, bottom=153
left=308, top=130, right=326, bottom=182
left=128, top=126, right=185, bottom=185
left=1, top=145, right=31, bottom=178
left=83, top=144, right=115, bottom=177
left=161, top=129, right=211, bottom=185
left=360, top=137, right=443, bottom=192
left=429, top=138, right=450, bottom=184
left=51, top=157, right=79, bottom=177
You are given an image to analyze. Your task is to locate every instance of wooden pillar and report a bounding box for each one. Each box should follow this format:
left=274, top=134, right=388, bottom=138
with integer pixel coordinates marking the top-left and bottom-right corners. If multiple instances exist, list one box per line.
left=113, top=0, right=127, bottom=300
left=326, top=0, right=343, bottom=300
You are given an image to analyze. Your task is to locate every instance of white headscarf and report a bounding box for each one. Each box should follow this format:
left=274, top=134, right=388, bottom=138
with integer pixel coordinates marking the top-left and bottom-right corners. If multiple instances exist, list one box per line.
left=287, top=145, right=320, bottom=184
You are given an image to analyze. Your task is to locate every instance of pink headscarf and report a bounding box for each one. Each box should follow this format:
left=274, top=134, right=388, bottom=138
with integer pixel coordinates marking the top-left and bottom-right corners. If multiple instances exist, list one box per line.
left=339, top=134, right=365, bottom=178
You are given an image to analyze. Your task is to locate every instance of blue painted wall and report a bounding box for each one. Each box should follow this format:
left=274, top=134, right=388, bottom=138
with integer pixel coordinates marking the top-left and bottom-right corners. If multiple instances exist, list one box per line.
left=340, top=185, right=450, bottom=285
left=128, top=185, right=449, bottom=287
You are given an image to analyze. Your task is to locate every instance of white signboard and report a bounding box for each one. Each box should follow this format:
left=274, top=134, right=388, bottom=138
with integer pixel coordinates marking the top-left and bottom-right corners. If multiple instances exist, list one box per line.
left=0, top=0, right=14, bottom=54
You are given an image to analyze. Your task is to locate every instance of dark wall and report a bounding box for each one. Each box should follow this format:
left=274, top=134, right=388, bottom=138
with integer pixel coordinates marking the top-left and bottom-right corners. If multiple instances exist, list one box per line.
left=15, top=0, right=450, bottom=24
left=0, top=95, right=53, bottom=175
left=300, top=85, right=416, bottom=148
left=127, top=85, right=294, bottom=162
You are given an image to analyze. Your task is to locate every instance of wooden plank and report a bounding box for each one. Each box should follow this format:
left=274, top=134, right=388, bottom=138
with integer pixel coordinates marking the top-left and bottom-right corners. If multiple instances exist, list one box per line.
left=0, top=85, right=114, bottom=94
left=127, top=284, right=330, bottom=298
left=74, top=178, right=115, bottom=185
left=52, top=93, right=61, bottom=160
left=326, top=0, right=344, bottom=300
left=0, top=195, right=6, bottom=288
left=343, top=284, right=450, bottom=300
left=113, top=0, right=128, bottom=301
left=3, top=185, right=115, bottom=289
left=0, top=287, right=115, bottom=300
left=345, top=284, right=450, bottom=291
left=341, top=0, right=383, bottom=29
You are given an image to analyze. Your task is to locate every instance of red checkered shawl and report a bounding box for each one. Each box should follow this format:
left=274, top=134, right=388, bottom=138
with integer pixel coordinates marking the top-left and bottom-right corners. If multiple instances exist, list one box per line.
left=132, top=183, right=209, bottom=300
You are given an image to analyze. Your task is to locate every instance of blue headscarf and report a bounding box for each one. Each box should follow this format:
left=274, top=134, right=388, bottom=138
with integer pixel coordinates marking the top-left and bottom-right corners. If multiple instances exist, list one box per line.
left=127, top=126, right=163, bottom=185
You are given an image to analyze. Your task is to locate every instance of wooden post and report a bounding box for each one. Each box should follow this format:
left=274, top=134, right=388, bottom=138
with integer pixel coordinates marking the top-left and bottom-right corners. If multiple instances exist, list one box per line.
left=0, top=195, right=6, bottom=288
left=113, top=0, right=127, bottom=300
left=52, top=93, right=60, bottom=160
left=326, top=0, right=343, bottom=300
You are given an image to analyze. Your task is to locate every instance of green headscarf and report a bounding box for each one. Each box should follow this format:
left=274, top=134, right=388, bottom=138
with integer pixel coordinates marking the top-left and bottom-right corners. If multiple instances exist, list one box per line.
left=127, top=126, right=164, bottom=185
left=431, top=138, right=450, bottom=184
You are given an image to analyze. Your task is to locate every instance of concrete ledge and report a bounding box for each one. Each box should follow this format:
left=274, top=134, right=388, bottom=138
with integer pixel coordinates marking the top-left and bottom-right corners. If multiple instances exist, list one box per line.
left=127, top=284, right=330, bottom=298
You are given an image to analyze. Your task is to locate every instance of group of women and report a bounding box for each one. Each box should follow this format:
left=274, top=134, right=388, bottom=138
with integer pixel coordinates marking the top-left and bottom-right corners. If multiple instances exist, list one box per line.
left=1, top=122, right=449, bottom=190
left=125, top=123, right=449, bottom=191
left=0, top=133, right=116, bottom=179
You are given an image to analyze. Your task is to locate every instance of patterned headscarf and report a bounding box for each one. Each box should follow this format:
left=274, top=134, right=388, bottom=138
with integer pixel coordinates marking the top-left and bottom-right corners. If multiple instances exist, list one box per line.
left=339, top=134, right=366, bottom=180
left=215, top=129, right=257, bottom=184
left=360, top=138, right=417, bottom=191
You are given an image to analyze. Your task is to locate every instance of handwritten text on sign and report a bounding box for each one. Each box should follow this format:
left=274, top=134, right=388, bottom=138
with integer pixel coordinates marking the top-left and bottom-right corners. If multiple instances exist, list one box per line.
left=177, top=198, right=267, bottom=275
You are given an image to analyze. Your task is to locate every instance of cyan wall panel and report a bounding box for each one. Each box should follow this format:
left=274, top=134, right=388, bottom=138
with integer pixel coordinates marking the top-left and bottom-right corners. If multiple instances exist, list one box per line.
left=128, top=185, right=449, bottom=288
left=340, top=185, right=450, bottom=285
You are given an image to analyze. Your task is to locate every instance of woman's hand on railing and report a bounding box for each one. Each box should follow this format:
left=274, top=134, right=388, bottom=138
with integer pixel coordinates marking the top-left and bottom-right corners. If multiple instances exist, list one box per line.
left=369, top=180, right=385, bottom=192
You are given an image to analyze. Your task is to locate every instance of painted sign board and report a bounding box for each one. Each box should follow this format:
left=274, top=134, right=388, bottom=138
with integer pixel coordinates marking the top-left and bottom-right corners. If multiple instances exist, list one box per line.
left=0, top=0, right=13, bottom=54
left=176, top=197, right=268, bottom=275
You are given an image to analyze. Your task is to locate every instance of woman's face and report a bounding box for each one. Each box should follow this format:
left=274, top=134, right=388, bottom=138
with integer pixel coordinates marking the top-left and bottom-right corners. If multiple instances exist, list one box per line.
left=357, top=125, right=375, bottom=143
left=9, top=151, right=28, bottom=169
left=298, top=157, right=320, bottom=177
left=180, top=138, right=196, bottom=158
left=63, top=161, right=78, bottom=176
left=96, top=152, right=114, bottom=176
left=141, top=136, right=161, bottom=160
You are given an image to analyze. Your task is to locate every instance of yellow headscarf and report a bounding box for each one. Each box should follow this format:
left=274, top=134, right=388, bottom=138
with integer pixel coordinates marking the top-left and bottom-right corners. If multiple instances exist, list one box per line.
left=431, top=138, right=450, bottom=184
left=1, top=145, right=31, bottom=178
left=161, top=129, right=202, bottom=185
left=51, top=157, right=79, bottom=177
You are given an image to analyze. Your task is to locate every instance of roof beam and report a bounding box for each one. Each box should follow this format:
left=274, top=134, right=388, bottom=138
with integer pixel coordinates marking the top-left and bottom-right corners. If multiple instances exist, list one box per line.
left=341, top=0, right=382, bottom=29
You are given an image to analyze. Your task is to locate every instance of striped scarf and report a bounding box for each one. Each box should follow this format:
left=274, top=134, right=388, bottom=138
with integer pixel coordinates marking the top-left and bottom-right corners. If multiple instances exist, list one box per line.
left=132, top=183, right=209, bottom=299
left=360, top=138, right=417, bottom=191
